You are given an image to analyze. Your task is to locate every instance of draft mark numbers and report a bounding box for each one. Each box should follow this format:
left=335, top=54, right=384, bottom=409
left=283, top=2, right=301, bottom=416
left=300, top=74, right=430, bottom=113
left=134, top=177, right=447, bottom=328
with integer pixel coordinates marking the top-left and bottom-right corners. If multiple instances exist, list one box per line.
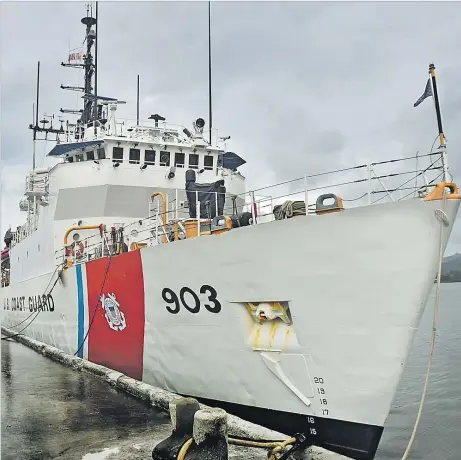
left=313, top=376, right=330, bottom=417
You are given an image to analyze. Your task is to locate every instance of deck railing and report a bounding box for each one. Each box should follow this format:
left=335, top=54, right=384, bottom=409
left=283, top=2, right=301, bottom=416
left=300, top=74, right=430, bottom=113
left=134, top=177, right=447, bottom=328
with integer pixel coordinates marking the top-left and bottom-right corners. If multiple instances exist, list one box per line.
left=66, top=116, right=223, bottom=147
left=54, top=151, right=449, bottom=267
left=145, top=150, right=446, bottom=224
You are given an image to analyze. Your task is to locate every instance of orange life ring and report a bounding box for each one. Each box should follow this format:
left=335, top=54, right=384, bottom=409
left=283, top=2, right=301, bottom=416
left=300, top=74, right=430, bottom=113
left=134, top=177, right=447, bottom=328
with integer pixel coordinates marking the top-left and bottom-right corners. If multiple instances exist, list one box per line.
left=74, top=241, right=85, bottom=259
left=65, top=241, right=85, bottom=259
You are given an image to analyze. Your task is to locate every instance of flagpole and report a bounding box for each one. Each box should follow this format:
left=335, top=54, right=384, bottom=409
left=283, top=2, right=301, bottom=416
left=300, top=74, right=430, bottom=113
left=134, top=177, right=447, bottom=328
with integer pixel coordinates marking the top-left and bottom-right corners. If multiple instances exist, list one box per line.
left=429, top=63, right=448, bottom=182
left=208, top=0, right=213, bottom=146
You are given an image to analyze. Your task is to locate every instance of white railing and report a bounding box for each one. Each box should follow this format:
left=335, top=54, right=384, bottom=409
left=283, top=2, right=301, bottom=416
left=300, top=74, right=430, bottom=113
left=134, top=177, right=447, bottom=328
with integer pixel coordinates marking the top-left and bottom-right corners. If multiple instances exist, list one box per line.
left=55, top=231, right=113, bottom=267
left=11, top=211, right=40, bottom=247
left=58, top=116, right=223, bottom=148
left=25, top=170, right=49, bottom=196
left=11, top=170, right=51, bottom=246
left=51, top=151, right=450, bottom=267
left=142, top=151, right=447, bottom=225
left=111, top=118, right=220, bottom=145
left=237, top=151, right=447, bottom=222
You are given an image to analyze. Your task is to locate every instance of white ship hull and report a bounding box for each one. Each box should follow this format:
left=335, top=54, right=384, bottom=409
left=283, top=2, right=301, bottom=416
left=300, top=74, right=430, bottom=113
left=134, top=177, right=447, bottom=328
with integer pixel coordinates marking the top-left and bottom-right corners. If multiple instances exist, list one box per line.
left=2, top=197, right=459, bottom=459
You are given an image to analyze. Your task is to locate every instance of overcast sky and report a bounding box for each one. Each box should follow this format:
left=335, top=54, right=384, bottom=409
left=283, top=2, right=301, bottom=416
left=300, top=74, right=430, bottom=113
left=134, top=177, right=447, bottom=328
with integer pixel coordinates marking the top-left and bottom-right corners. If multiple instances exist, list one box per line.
left=1, top=1, right=460, bottom=254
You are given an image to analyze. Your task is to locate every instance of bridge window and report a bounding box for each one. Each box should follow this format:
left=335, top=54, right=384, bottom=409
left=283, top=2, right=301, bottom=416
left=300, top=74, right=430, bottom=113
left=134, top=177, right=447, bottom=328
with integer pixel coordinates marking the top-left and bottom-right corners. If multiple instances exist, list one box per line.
left=189, top=154, right=199, bottom=169
left=86, top=151, right=95, bottom=161
left=68, top=156, right=74, bottom=163
left=75, top=153, right=84, bottom=162
left=175, top=152, right=185, bottom=168
left=129, top=148, right=141, bottom=164
left=159, top=151, right=170, bottom=167
left=145, top=150, right=155, bottom=165
left=112, top=147, right=124, bottom=163
left=97, top=147, right=106, bottom=159
left=204, top=155, right=214, bottom=170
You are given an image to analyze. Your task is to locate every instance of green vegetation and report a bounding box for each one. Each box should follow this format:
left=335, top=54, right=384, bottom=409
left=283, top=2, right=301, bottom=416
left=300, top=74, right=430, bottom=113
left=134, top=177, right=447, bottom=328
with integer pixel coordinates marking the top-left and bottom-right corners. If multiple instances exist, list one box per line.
left=441, top=253, right=461, bottom=283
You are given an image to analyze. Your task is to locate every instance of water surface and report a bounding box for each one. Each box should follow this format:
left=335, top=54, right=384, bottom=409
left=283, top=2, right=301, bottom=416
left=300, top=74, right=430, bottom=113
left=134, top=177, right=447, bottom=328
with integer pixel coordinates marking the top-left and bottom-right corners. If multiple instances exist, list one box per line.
left=376, top=283, right=460, bottom=460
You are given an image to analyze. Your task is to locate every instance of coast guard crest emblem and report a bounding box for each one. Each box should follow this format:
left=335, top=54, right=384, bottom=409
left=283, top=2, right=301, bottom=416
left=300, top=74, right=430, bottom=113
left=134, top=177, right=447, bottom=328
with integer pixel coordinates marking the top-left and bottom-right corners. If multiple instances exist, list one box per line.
left=100, top=293, right=126, bottom=331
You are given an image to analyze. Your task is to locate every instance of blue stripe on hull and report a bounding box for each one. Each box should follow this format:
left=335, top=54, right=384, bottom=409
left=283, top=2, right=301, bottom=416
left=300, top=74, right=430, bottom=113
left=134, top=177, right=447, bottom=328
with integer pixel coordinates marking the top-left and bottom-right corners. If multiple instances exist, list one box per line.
left=76, top=265, right=84, bottom=358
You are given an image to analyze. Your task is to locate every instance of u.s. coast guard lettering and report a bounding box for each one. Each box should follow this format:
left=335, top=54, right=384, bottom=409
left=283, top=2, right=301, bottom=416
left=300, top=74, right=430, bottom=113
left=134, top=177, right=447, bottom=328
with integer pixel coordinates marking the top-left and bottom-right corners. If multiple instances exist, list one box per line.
left=100, top=292, right=126, bottom=331
left=3, top=294, right=55, bottom=312
left=162, top=285, right=221, bottom=314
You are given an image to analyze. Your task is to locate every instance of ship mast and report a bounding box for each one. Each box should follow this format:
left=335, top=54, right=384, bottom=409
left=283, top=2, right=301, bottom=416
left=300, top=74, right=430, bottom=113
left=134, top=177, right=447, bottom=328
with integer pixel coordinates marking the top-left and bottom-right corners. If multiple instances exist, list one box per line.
left=28, top=3, right=109, bottom=149
left=29, top=4, right=98, bottom=146
left=60, top=3, right=97, bottom=130
left=93, top=1, right=98, bottom=136
left=207, top=1, right=214, bottom=146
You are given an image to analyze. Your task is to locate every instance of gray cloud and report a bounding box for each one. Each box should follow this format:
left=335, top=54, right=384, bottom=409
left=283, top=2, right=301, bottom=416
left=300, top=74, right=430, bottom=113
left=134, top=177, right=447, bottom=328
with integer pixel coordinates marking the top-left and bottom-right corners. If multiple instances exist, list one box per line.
left=1, top=1, right=460, bottom=253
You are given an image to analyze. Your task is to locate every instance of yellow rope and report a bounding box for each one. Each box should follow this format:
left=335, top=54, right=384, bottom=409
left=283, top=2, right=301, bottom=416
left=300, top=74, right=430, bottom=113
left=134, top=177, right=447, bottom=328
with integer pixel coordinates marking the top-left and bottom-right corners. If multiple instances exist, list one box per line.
left=229, top=436, right=297, bottom=459
left=228, top=437, right=296, bottom=448
left=177, top=436, right=297, bottom=460
left=400, top=190, right=447, bottom=460
left=177, top=438, right=194, bottom=460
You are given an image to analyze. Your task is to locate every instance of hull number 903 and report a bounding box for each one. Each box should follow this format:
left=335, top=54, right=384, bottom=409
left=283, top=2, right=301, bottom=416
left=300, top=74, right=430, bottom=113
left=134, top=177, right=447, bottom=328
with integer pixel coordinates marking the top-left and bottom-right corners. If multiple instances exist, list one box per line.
left=162, top=285, right=221, bottom=314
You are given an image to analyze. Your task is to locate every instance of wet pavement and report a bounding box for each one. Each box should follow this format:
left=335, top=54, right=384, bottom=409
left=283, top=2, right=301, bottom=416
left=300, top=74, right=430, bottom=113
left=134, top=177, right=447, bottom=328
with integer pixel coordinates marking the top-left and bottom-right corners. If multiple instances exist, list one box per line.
left=1, top=337, right=295, bottom=460
left=1, top=336, right=171, bottom=460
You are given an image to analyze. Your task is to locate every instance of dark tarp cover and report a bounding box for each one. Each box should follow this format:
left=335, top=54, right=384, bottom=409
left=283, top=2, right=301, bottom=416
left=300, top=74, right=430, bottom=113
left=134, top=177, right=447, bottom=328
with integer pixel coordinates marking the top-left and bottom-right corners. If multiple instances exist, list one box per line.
left=185, top=180, right=226, bottom=218
left=222, top=151, right=246, bottom=170
left=47, top=140, right=103, bottom=157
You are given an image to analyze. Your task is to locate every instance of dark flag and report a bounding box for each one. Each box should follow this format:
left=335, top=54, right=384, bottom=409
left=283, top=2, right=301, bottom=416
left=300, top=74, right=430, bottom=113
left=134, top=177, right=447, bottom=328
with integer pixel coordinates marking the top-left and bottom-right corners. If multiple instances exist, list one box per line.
left=414, top=78, right=433, bottom=107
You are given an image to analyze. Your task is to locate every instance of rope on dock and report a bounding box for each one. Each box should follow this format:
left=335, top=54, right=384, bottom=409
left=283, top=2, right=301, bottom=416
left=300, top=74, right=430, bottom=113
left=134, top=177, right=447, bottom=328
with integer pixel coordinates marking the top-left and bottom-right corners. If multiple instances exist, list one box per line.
left=176, top=436, right=297, bottom=460
left=177, top=438, right=194, bottom=460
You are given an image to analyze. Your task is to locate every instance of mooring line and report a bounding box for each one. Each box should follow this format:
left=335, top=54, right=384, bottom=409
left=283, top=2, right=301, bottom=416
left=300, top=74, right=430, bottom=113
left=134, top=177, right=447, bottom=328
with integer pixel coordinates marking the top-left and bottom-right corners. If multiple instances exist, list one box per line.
left=400, top=190, right=447, bottom=460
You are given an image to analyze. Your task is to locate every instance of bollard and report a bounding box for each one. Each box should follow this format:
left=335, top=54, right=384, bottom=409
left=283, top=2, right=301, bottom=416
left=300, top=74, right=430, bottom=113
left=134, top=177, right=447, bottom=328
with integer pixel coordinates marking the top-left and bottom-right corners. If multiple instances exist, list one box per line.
left=152, top=397, right=200, bottom=460
left=186, top=408, right=228, bottom=460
